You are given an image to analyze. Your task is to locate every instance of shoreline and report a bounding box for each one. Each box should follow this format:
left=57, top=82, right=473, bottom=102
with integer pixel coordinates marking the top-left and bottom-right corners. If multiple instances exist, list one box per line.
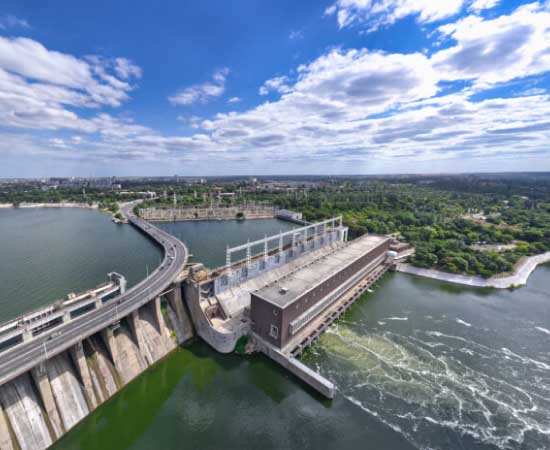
left=397, top=251, right=550, bottom=289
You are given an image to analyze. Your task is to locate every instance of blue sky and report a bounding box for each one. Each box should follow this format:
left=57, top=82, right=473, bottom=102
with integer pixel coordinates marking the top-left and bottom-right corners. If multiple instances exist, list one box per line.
left=0, top=0, right=549, bottom=177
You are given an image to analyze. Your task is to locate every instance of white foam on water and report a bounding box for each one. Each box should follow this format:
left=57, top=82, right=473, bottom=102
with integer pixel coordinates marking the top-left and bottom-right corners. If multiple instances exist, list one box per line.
left=455, top=318, right=472, bottom=327
left=378, top=321, right=386, bottom=326
left=501, top=347, right=550, bottom=371
left=535, top=326, right=550, bottom=335
left=311, top=323, right=550, bottom=450
left=459, top=347, right=475, bottom=356
left=346, top=394, right=415, bottom=443
left=385, top=317, right=408, bottom=321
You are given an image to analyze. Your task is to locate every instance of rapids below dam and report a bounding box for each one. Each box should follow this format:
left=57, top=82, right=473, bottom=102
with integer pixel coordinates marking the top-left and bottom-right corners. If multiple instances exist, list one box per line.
left=0, top=208, right=549, bottom=450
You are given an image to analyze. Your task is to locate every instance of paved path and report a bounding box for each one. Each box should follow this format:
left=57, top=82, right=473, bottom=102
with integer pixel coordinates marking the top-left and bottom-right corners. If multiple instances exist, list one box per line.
left=397, top=252, right=550, bottom=289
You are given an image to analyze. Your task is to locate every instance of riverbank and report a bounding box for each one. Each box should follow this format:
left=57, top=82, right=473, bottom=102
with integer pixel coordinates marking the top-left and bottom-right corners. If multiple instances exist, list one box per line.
left=397, top=251, right=550, bottom=288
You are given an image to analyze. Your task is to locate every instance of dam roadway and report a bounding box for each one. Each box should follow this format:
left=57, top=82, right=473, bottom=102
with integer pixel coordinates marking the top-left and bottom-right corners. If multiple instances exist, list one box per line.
left=0, top=202, right=188, bottom=386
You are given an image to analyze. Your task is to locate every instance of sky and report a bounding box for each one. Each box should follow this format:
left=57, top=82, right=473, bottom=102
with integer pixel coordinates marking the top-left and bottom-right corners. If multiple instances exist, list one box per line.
left=0, top=0, right=549, bottom=178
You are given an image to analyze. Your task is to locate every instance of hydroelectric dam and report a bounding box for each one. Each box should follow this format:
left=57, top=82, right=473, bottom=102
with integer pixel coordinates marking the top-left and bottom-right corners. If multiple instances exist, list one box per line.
left=0, top=207, right=412, bottom=450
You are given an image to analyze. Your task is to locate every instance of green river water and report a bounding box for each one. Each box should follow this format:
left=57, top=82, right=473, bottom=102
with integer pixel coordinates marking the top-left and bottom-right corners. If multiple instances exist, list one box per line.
left=0, top=208, right=548, bottom=450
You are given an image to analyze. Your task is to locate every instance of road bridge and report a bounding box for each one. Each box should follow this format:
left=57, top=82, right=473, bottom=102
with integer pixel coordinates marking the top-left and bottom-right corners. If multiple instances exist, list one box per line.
left=0, top=203, right=188, bottom=386
left=0, top=202, right=194, bottom=450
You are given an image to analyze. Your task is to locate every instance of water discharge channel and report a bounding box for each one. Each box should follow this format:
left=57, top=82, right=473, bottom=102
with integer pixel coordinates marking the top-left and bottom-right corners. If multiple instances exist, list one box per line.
left=0, top=208, right=548, bottom=450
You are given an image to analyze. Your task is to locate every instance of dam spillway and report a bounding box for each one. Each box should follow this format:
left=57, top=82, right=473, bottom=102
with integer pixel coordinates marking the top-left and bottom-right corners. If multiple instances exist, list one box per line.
left=0, top=203, right=194, bottom=450
left=0, top=207, right=413, bottom=449
left=0, top=277, right=191, bottom=450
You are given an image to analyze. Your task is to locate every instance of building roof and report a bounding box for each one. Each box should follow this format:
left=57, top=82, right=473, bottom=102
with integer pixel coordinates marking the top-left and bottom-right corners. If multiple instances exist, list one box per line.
left=253, top=234, right=388, bottom=308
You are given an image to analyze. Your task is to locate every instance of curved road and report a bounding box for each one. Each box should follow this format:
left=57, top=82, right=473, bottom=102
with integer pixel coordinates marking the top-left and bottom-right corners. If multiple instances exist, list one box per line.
left=0, top=202, right=188, bottom=386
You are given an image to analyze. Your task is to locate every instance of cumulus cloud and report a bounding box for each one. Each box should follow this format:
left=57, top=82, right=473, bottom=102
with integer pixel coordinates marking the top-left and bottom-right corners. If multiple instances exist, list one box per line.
left=259, top=75, right=292, bottom=95
left=2, top=3, right=550, bottom=174
left=169, top=68, right=229, bottom=105
left=114, top=57, right=142, bottom=79
left=325, top=0, right=465, bottom=31
left=228, top=96, right=242, bottom=103
left=433, top=3, right=550, bottom=89
left=469, top=0, right=500, bottom=13
left=0, top=37, right=141, bottom=110
left=0, top=36, right=142, bottom=134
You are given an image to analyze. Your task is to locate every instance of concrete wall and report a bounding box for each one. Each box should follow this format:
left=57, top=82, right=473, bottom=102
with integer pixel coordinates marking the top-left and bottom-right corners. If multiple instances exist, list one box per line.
left=256, top=337, right=335, bottom=399
left=0, top=403, right=15, bottom=450
left=0, top=372, right=53, bottom=450
left=139, top=205, right=275, bottom=222
left=0, top=286, right=194, bottom=450
left=184, top=281, right=247, bottom=354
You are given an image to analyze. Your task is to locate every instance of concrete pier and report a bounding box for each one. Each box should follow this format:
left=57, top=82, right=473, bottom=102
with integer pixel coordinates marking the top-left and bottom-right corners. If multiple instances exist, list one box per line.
left=112, top=323, right=147, bottom=385
left=31, top=364, right=64, bottom=438
left=85, top=336, right=119, bottom=399
left=128, top=311, right=152, bottom=365
left=46, top=353, right=89, bottom=431
left=258, top=340, right=335, bottom=399
left=101, top=327, right=121, bottom=373
left=166, top=283, right=194, bottom=343
left=0, top=404, right=15, bottom=450
left=70, top=342, right=98, bottom=410
left=0, top=373, right=53, bottom=450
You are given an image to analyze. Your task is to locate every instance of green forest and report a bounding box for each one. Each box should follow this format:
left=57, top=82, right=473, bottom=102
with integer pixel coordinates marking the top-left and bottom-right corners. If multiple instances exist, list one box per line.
left=243, top=176, right=550, bottom=278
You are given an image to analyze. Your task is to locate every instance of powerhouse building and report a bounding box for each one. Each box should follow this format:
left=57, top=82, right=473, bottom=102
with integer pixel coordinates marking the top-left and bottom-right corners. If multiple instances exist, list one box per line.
left=251, top=234, right=390, bottom=349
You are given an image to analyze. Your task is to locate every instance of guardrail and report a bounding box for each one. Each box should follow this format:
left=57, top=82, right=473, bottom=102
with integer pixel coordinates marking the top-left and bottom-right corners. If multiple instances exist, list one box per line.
left=0, top=276, right=124, bottom=350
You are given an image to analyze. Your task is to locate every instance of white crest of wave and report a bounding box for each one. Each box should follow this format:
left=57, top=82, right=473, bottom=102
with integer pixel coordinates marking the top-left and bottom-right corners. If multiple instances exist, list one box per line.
left=455, top=318, right=472, bottom=327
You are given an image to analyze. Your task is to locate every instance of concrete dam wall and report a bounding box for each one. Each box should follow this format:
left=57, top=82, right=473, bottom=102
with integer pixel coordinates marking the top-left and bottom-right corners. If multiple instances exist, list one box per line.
left=0, top=289, right=193, bottom=450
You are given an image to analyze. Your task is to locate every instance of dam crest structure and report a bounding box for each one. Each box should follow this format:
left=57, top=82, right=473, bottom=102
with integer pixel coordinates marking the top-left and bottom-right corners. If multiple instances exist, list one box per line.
left=0, top=203, right=192, bottom=450
left=0, top=206, right=412, bottom=450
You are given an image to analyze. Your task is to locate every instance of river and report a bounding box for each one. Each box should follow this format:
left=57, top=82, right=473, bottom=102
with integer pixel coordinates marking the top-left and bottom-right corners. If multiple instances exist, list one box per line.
left=0, top=208, right=548, bottom=450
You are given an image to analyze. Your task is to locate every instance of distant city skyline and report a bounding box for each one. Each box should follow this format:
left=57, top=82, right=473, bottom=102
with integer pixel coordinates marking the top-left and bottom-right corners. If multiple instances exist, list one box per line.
left=1, top=0, right=549, bottom=177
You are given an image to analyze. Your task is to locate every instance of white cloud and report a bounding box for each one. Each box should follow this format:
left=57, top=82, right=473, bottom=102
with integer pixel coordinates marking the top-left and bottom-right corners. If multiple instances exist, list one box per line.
left=469, top=0, right=500, bottom=13
left=48, top=138, right=68, bottom=148
left=169, top=68, right=229, bottom=105
left=0, top=36, right=142, bottom=133
left=177, top=114, right=202, bottom=128
left=325, top=0, right=465, bottom=31
left=114, top=57, right=142, bottom=79
left=0, top=14, right=29, bottom=30
left=3, top=3, right=550, bottom=174
left=432, top=3, right=550, bottom=89
left=259, top=75, right=292, bottom=95
left=228, top=96, right=242, bottom=103
left=0, top=37, right=141, bottom=108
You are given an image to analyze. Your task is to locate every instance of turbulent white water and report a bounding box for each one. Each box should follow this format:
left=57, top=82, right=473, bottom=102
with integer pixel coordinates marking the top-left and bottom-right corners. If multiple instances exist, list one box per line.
left=306, top=319, right=550, bottom=450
